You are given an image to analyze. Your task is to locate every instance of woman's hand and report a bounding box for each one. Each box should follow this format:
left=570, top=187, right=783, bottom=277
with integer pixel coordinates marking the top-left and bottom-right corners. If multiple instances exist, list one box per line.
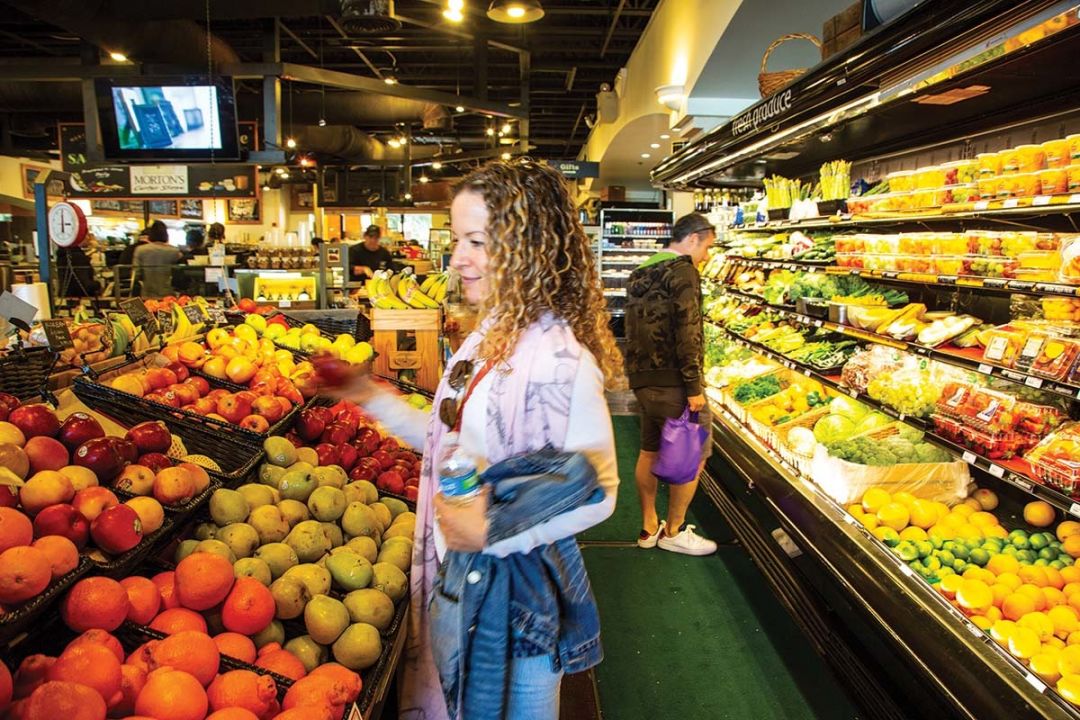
left=434, top=487, right=490, bottom=552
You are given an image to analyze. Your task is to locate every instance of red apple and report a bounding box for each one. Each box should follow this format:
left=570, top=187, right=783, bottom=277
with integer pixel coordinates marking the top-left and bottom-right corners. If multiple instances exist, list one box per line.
left=23, top=436, right=70, bottom=473
left=404, top=485, right=419, bottom=502
left=336, top=444, right=359, bottom=472
left=159, top=389, right=182, bottom=409
left=371, top=450, right=394, bottom=471
left=73, top=437, right=125, bottom=483
left=251, top=396, right=285, bottom=424
left=90, top=503, right=143, bottom=554
left=32, top=503, right=90, bottom=548
left=164, top=362, right=190, bottom=383
left=8, top=404, right=60, bottom=439
left=0, top=485, right=18, bottom=508
left=206, top=388, right=229, bottom=402
left=72, top=486, right=119, bottom=522
left=191, top=397, right=217, bottom=415
left=348, top=464, right=377, bottom=483
left=379, top=438, right=400, bottom=454
left=109, top=438, right=139, bottom=465
left=376, top=470, right=405, bottom=495
left=240, top=415, right=270, bottom=433
left=315, top=443, right=340, bottom=467
left=310, top=406, right=335, bottom=427
left=216, top=393, right=253, bottom=424
left=125, top=421, right=172, bottom=454
left=136, top=453, right=173, bottom=474
left=276, top=382, right=304, bottom=406
left=294, top=409, right=327, bottom=443
left=293, top=372, right=318, bottom=399
left=56, top=413, right=105, bottom=451
left=333, top=409, right=360, bottom=432
left=170, top=382, right=200, bottom=406
left=321, top=422, right=356, bottom=446
left=284, top=431, right=305, bottom=448
left=115, top=464, right=156, bottom=495
left=186, top=377, right=210, bottom=396
left=312, top=353, right=354, bottom=388
left=354, top=428, right=381, bottom=456
left=0, top=392, right=19, bottom=422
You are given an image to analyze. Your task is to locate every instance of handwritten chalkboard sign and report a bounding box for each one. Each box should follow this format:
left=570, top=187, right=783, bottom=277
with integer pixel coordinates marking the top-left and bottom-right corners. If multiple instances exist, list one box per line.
left=179, top=199, right=203, bottom=220
left=208, top=306, right=227, bottom=326
left=119, top=297, right=158, bottom=335
left=147, top=200, right=178, bottom=217
left=41, top=319, right=74, bottom=351
left=182, top=305, right=203, bottom=324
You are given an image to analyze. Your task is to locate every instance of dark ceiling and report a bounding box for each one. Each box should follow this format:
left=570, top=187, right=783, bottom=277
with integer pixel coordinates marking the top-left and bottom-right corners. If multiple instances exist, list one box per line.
left=0, top=0, right=659, bottom=162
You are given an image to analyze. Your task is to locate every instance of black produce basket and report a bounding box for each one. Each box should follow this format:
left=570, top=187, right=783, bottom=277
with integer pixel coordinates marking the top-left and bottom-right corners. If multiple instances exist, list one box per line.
left=72, top=354, right=306, bottom=445
left=767, top=207, right=790, bottom=221
left=112, top=478, right=222, bottom=516
left=270, top=309, right=372, bottom=343
left=89, top=514, right=178, bottom=578
left=0, top=345, right=59, bottom=402
left=817, top=198, right=848, bottom=215
left=0, top=555, right=93, bottom=645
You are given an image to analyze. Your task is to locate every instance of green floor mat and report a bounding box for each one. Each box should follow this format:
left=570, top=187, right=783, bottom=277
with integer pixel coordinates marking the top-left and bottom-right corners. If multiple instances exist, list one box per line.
left=581, top=416, right=735, bottom=544
left=583, top=545, right=859, bottom=720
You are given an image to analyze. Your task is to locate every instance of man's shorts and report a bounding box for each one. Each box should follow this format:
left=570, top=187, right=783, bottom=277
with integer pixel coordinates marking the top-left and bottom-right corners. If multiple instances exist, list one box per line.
left=633, top=386, right=713, bottom=462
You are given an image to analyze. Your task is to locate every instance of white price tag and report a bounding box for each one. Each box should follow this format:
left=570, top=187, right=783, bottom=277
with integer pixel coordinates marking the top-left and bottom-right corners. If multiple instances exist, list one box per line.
left=898, top=413, right=906, bottom=422
left=1013, top=477, right=1033, bottom=492
left=977, top=363, right=993, bottom=375
left=967, top=621, right=985, bottom=638
left=278, top=299, right=292, bottom=308
left=803, top=369, right=812, bottom=378
left=1003, top=198, right=1020, bottom=208
left=842, top=512, right=858, bottom=526
left=1070, top=194, right=1080, bottom=204
left=988, top=464, right=1005, bottom=478
left=807, top=267, right=817, bottom=274
left=899, top=564, right=915, bottom=578
left=1070, top=503, right=1080, bottom=519
left=974, top=200, right=990, bottom=211
left=1034, top=195, right=1052, bottom=206
left=847, top=387, right=859, bottom=399
left=962, top=451, right=977, bottom=465
left=812, top=320, right=823, bottom=328
left=1024, top=673, right=1047, bottom=692
left=1025, top=376, right=1044, bottom=389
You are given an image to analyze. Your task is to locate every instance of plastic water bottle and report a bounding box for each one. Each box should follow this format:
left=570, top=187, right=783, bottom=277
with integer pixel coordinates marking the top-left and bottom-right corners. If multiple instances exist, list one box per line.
left=438, top=432, right=480, bottom=503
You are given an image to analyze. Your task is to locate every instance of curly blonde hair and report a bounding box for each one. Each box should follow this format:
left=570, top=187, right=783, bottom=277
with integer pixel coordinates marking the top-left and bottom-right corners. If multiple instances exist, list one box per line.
left=454, top=158, right=624, bottom=389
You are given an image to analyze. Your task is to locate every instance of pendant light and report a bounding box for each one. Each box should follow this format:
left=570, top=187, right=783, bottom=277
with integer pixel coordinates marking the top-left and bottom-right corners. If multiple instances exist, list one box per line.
left=487, top=0, right=544, bottom=23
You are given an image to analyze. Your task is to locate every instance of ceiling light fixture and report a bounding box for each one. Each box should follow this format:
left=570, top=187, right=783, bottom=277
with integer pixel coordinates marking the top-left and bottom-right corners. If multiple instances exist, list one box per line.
left=275, top=167, right=287, bottom=175
left=419, top=175, right=430, bottom=183
left=285, top=137, right=297, bottom=149
left=108, top=51, right=128, bottom=62
left=384, top=74, right=398, bottom=85
left=497, top=131, right=505, bottom=137
left=318, top=118, right=327, bottom=127
left=487, top=0, right=544, bottom=24
left=654, top=83, right=685, bottom=111
left=388, top=138, right=402, bottom=149
left=281, top=171, right=290, bottom=179
left=501, top=122, right=512, bottom=134
left=404, top=192, right=413, bottom=200
left=640, top=153, right=651, bottom=159
left=443, top=0, right=465, bottom=22
left=501, top=152, right=512, bottom=160
left=455, top=105, right=465, bottom=113
left=486, top=127, right=495, bottom=136
left=432, top=161, right=443, bottom=170
left=660, top=133, right=671, bottom=139
left=650, top=143, right=660, bottom=149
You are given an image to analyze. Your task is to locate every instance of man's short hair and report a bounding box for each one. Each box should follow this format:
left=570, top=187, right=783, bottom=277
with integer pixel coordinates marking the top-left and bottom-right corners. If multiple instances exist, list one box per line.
left=364, top=225, right=381, bottom=239
left=671, top=213, right=715, bottom=244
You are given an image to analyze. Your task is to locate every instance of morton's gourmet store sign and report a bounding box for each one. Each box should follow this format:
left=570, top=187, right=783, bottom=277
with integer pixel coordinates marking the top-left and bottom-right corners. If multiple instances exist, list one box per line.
left=130, top=165, right=188, bottom=194
left=66, top=164, right=257, bottom=198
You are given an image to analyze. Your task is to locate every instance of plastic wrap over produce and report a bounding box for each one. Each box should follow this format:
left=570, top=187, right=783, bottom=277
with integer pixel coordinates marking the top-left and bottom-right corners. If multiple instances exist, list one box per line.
left=809, top=447, right=971, bottom=506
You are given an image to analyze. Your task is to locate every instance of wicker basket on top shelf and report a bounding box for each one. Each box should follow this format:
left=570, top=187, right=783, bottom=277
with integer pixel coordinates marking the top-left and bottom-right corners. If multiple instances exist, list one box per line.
left=758, top=33, right=822, bottom=98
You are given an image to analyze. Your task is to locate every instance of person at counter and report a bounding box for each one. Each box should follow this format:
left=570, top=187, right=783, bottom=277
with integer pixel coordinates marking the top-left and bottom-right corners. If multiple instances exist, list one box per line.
left=133, top=220, right=182, bottom=298
left=349, top=225, right=400, bottom=279
left=208, top=222, right=225, bottom=246
left=184, top=229, right=207, bottom=259
left=57, top=235, right=102, bottom=298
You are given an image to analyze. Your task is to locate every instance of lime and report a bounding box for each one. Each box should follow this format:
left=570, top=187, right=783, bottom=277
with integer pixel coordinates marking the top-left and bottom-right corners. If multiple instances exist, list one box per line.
left=916, top=541, right=934, bottom=559
left=875, top=527, right=901, bottom=547
left=926, top=574, right=941, bottom=585
left=1035, top=558, right=1050, bottom=567
left=943, top=541, right=957, bottom=553
left=1031, top=534, right=1049, bottom=551
left=954, top=545, right=971, bottom=561
left=938, top=566, right=955, bottom=578
left=896, top=542, right=920, bottom=563
left=1018, top=549, right=1038, bottom=564
left=930, top=536, right=945, bottom=550
left=1013, top=536, right=1032, bottom=550
left=1003, top=545, right=1019, bottom=556
left=953, top=559, right=968, bottom=573
left=983, top=539, right=1005, bottom=553
left=1039, top=547, right=1059, bottom=562
left=1052, top=559, right=1069, bottom=570
left=925, top=556, right=942, bottom=572
left=1010, top=529, right=1029, bottom=539
left=938, top=550, right=957, bottom=566
left=969, top=548, right=991, bottom=567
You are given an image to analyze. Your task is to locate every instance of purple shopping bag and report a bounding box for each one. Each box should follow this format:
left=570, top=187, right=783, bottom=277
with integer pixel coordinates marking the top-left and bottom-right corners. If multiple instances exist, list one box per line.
left=652, top=407, right=708, bottom=485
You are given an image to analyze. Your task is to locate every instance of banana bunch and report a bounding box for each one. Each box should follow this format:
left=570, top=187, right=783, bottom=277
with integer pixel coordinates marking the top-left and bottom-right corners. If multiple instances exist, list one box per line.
left=165, top=302, right=207, bottom=343
left=368, top=271, right=409, bottom=310
left=397, top=272, right=441, bottom=309
left=368, top=269, right=447, bottom=310
left=420, top=272, right=449, bottom=303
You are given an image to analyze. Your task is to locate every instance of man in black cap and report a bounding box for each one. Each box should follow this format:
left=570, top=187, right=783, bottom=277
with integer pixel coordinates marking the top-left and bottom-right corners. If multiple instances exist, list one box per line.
left=349, top=224, right=399, bottom=280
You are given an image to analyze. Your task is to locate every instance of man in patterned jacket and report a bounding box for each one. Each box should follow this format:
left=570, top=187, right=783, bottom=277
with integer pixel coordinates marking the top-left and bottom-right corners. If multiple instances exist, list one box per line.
left=624, top=212, right=717, bottom=556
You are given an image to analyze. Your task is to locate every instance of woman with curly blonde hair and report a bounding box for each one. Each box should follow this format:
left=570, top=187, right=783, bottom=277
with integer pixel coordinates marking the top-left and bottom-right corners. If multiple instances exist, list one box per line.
left=356, top=158, right=621, bottom=719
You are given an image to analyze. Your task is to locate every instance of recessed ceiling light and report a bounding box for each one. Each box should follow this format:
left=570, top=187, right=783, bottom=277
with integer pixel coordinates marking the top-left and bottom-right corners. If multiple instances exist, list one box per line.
left=650, top=143, right=660, bottom=149
left=404, top=192, right=413, bottom=200
left=443, top=8, right=464, bottom=21
left=501, top=122, right=512, bottom=134
left=660, top=134, right=670, bottom=140
left=501, top=152, right=511, bottom=160
left=108, top=51, right=128, bottom=62
left=383, top=75, right=397, bottom=85
left=317, top=118, right=327, bottom=127
left=388, top=138, right=401, bottom=148
left=432, top=161, right=443, bottom=170
left=641, top=153, right=651, bottom=159
left=281, top=171, right=290, bottom=179
left=419, top=175, right=430, bottom=184
left=486, top=128, right=495, bottom=136
left=285, top=138, right=297, bottom=149
left=455, top=105, right=465, bottom=113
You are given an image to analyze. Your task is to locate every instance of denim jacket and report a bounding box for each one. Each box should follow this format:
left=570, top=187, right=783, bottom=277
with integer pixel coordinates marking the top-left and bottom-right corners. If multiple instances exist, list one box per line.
left=429, top=448, right=605, bottom=719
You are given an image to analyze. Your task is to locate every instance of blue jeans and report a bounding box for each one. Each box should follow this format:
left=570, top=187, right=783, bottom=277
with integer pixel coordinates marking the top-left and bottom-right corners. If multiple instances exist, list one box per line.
left=507, top=654, right=563, bottom=720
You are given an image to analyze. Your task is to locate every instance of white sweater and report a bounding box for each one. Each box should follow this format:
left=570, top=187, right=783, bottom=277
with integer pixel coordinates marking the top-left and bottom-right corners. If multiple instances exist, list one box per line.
left=364, top=354, right=619, bottom=560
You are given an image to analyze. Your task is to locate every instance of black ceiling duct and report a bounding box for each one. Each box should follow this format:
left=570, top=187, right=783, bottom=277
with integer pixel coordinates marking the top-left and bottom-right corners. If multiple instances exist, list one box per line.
left=339, top=0, right=401, bottom=34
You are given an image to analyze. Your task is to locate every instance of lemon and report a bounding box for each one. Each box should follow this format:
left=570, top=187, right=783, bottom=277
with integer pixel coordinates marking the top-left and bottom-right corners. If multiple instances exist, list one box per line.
left=1019, top=611, right=1056, bottom=641
left=1008, top=626, right=1041, bottom=660
left=1032, top=652, right=1063, bottom=683
left=899, top=527, right=928, bottom=542
left=873, top=527, right=900, bottom=547
left=861, top=487, right=892, bottom=515
left=877, top=502, right=910, bottom=532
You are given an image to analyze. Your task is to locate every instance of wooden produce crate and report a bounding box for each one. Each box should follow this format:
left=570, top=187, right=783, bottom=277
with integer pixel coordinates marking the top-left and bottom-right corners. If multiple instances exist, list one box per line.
left=371, top=308, right=442, bottom=393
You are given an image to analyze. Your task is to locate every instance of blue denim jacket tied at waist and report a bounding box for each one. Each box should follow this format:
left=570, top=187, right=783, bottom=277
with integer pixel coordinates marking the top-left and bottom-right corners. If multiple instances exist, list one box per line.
left=429, top=448, right=606, bottom=720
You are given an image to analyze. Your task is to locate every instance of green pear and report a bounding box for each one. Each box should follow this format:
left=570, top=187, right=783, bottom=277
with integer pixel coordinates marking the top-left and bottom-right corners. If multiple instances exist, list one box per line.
left=380, top=497, right=409, bottom=520
left=304, top=594, right=350, bottom=645
left=174, top=539, right=199, bottom=563
left=269, top=576, right=310, bottom=619
left=368, top=502, right=392, bottom=531
left=263, top=436, right=298, bottom=467
left=251, top=619, right=285, bottom=648
left=288, top=461, right=316, bottom=477
left=194, top=539, right=236, bottom=564
left=377, top=541, right=411, bottom=572
left=343, top=588, right=396, bottom=631
left=283, top=563, right=332, bottom=597
left=248, top=504, right=290, bottom=544
left=341, top=502, right=379, bottom=539
left=284, top=635, right=328, bottom=673
left=308, top=486, right=347, bottom=522
left=321, top=522, right=344, bottom=549
left=286, top=520, right=332, bottom=562
left=209, top=488, right=250, bottom=525
left=296, top=447, right=319, bottom=467
left=277, top=498, right=310, bottom=527
left=326, top=551, right=373, bottom=591
left=371, top=562, right=408, bottom=602
left=237, top=483, right=276, bottom=510
left=382, top=522, right=414, bottom=541
left=312, top=466, right=347, bottom=489
left=259, top=463, right=286, bottom=488
left=193, top=522, right=218, bottom=541
left=233, top=557, right=273, bottom=586
left=279, top=470, right=317, bottom=503
left=344, top=536, right=379, bottom=564
left=352, top=480, right=379, bottom=505
left=332, top=623, right=382, bottom=670
left=255, top=542, right=299, bottom=579
left=216, top=522, right=260, bottom=559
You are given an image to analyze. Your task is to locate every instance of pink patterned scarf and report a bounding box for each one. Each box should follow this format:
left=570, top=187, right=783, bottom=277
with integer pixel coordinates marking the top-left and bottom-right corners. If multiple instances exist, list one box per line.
left=398, top=314, right=584, bottom=719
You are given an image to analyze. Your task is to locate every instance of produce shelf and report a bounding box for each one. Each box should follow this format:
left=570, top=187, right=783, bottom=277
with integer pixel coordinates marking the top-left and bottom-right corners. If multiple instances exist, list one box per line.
left=719, top=256, right=1080, bottom=300
left=716, top=285, right=1080, bottom=402
left=704, top=399, right=1077, bottom=719
left=712, top=322, right=1080, bottom=520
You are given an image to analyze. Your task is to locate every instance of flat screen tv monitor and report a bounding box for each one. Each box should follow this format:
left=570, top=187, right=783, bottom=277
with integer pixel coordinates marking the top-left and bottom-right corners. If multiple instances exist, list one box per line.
left=95, top=75, right=241, bottom=161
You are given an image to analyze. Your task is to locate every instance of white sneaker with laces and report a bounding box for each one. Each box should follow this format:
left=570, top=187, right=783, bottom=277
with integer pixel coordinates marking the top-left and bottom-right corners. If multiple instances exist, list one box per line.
left=658, top=524, right=718, bottom=556
left=637, top=520, right=666, bottom=549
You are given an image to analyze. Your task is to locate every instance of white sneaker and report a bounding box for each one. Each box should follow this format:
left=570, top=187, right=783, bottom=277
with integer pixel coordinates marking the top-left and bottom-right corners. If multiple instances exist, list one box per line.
left=658, top=525, right=718, bottom=556
left=637, top=520, right=666, bottom=549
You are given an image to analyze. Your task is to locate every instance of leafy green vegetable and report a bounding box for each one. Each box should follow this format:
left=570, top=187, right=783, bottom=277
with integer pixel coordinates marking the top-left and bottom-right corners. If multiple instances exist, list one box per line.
left=813, top=414, right=857, bottom=444
left=732, top=375, right=782, bottom=404
left=829, top=396, right=869, bottom=421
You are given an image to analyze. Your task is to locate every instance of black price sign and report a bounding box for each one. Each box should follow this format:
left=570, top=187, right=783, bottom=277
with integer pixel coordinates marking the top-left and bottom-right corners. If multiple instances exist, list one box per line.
left=208, top=306, right=227, bottom=326
left=120, top=297, right=158, bottom=334
left=158, top=312, right=174, bottom=337
left=41, top=319, right=74, bottom=351
left=183, top=305, right=203, bottom=324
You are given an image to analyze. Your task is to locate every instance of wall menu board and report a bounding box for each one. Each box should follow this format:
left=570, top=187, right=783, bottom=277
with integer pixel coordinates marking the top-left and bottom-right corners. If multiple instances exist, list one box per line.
left=67, top=164, right=257, bottom=198
left=227, top=197, right=260, bottom=223
left=89, top=199, right=180, bottom=217
left=319, top=167, right=394, bottom=208
left=179, top=199, right=204, bottom=220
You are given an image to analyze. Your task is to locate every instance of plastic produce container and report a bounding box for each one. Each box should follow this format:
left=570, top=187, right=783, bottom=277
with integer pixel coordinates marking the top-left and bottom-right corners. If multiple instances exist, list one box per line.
left=1017, top=144, right=1048, bottom=174
left=1040, top=167, right=1068, bottom=195
left=1044, top=139, right=1070, bottom=169
left=977, top=152, right=1002, bottom=177
left=887, top=170, right=915, bottom=192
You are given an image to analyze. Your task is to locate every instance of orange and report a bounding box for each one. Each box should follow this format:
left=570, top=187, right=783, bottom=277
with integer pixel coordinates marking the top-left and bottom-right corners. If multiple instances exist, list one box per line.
left=272, top=708, right=336, bottom=720
left=1059, top=521, right=1080, bottom=543
left=1047, top=636, right=1067, bottom=650
left=1049, top=606, right=1080, bottom=637
left=207, top=710, right=261, bottom=720
left=1008, top=626, right=1041, bottom=660
left=308, top=663, right=362, bottom=703
left=22, top=680, right=106, bottom=720
left=1032, top=652, right=1063, bottom=683
left=1024, top=500, right=1057, bottom=528
left=1060, top=674, right=1080, bottom=705
left=61, top=577, right=129, bottom=632
left=996, top=572, right=1023, bottom=592
left=254, top=648, right=307, bottom=681
left=30, top=536, right=78, bottom=580
left=990, top=619, right=1017, bottom=644
left=986, top=525, right=1009, bottom=539
left=213, top=633, right=257, bottom=664
left=1062, top=566, right=1080, bottom=584
left=47, top=643, right=122, bottom=707
left=120, top=577, right=162, bottom=625
left=149, top=631, right=220, bottom=687
left=0, top=546, right=50, bottom=605
left=1064, top=536, right=1080, bottom=559
left=962, top=567, right=996, bottom=585
left=175, top=553, right=235, bottom=611
left=1069, top=631, right=1080, bottom=646
left=876, top=502, right=909, bottom=532
left=1020, top=565, right=1050, bottom=588
left=283, top=675, right=351, bottom=714
left=956, top=579, right=993, bottom=615
left=985, top=606, right=1003, bottom=624
left=12, top=653, right=54, bottom=700
left=135, top=669, right=208, bottom=720
left=987, top=554, right=1021, bottom=577
left=1002, top=592, right=1037, bottom=621
left=1018, top=611, right=1056, bottom=641
left=1046, top=567, right=1067, bottom=590
left=112, top=663, right=147, bottom=718
left=990, top=584, right=1012, bottom=607
left=0, top=507, right=32, bottom=553
left=149, top=607, right=208, bottom=636
left=67, top=629, right=124, bottom=663
left=970, top=615, right=993, bottom=630
left=151, top=570, right=180, bottom=610
left=1066, top=582, right=1080, bottom=598
left=1045, top=587, right=1068, bottom=609
left=221, top=578, right=275, bottom=636
left=0, top=657, right=9, bottom=711
left=1019, top=583, right=1050, bottom=611
left=938, top=574, right=964, bottom=600
left=206, top=670, right=277, bottom=716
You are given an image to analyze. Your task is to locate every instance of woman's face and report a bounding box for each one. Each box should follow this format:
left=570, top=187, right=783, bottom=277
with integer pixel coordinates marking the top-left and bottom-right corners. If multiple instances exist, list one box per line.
left=449, top=190, right=491, bottom=305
